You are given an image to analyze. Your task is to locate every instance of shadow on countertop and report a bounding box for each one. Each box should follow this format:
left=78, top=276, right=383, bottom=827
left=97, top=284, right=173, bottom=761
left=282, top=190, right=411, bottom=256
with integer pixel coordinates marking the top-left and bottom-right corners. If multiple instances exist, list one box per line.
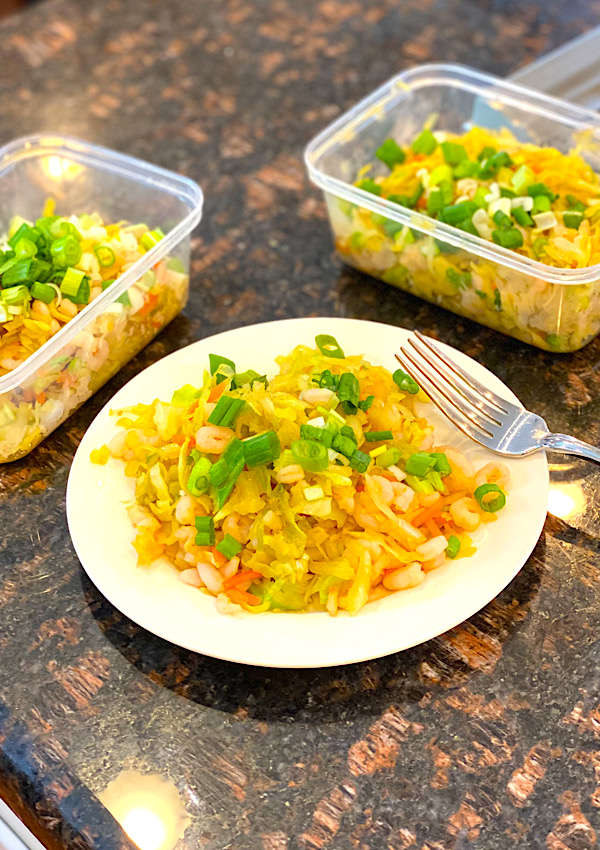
left=81, top=533, right=546, bottom=724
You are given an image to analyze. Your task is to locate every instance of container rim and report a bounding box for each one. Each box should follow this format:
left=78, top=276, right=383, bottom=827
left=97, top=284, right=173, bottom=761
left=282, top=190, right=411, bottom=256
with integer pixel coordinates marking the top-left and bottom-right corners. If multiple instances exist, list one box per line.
left=304, top=62, right=600, bottom=286
left=0, top=133, right=203, bottom=393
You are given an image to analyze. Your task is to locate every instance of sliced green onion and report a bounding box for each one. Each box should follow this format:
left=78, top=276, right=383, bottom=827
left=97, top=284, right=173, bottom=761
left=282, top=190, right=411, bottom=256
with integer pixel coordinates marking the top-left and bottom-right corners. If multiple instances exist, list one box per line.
left=405, top=452, right=436, bottom=477
left=500, top=187, right=517, bottom=199
left=315, top=334, right=345, bottom=359
left=232, top=369, right=267, bottom=389
left=139, top=230, right=163, bottom=252
left=8, top=222, right=40, bottom=248
left=566, top=194, right=586, bottom=212
left=532, top=195, right=551, bottom=214
left=375, top=139, right=405, bottom=169
left=430, top=164, right=454, bottom=186
left=511, top=164, right=535, bottom=194
left=1, top=285, right=31, bottom=306
left=332, top=434, right=356, bottom=457
left=93, top=244, right=116, bottom=267
left=187, top=457, right=211, bottom=496
left=349, top=449, right=371, bottom=473
left=207, top=395, right=245, bottom=427
left=356, top=179, right=382, bottom=196
left=243, top=431, right=281, bottom=467
left=458, top=219, right=479, bottom=236
left=291, top=439, right=329, bottom=472
left=492, top=210, right=512, bottom=231
left=376, top=447, right=401, bottom=468
left=427, top=181, right=455, bottom=215
left=194, top=515, right=215, bottom=546
left=216, top=534, right=243, bottom=559
left=491, top=228, right=523, bottom=249
left=446, top=535, right=461, bottom=559
left=60, top=267, right=90, bottom=304
left=439, top=201, right=478, bottom=225
left=405, top=474, right=435, bottom=494
left=563, top=212, right=583, bottom=230
left=430, top=452, right=451, bottom=476
left=171, top=384, right=201, bottom=407
left=50, top=220, right=81, bottom=241
left=30, top=282, right=55, bottom=304
left=313, top=369, right=340, bottom=391
left=338, top=371, right=359, bottom=413
left=426, top=469, right=445, bottom=492
left=527, top=182, right=557, bottom=201
left=453, top=160, right=479, bottom=179
left=210, top=439, right=245, bottom=508
left=392, top=368, right=419, bottom=394
left=411, top=129, right=437, bottom=155
left=474, top=482, right=506, bottom=512
left=209, top=353, right=235, bottom=384
left=2, top=259, right=33, bottom=286
left=512, top=206, right=533, bottom=227
left=50, top=235, right=82, bottom=268
left=358, top=395, right=375, bottom=412
left=14, top=237, right=37, bottom=260
left=365, top=430, right=393, bottom=441
left=441, top=141, right=467, bottom=166
left=477, top=146, right=496, bottom=162
left=446, top=268, right=471, bottom=290
left=532, top=237, right=548, bottom=258
left=300, top=423, right=334, bottom=447
left=472, top=186, right=489, bottom=208
left=340, top=425, right=356, bottom=443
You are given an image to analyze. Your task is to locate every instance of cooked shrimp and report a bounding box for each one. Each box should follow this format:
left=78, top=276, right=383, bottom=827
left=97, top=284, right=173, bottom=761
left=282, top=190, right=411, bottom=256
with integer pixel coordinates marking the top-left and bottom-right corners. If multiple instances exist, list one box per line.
left=333, top=488, right=355, bottom=514
left=422, top=552, right=446, bottom=572
left=222, top=512, right=253, bottom=544
left=450, top=497, right=480, bottom=531
left=383, top=562, right=425, bottom=591
left=216, top=593, right=243, bottom=615
left=276, top=464, right=305, bottom=484
left=475, top=462, right=510, bottom=490
left=391, top=482, right=415, bottom=513
left=416, top=535, right=448, bottom=561
left=439, top=446, right=475, bottom=490
left=175, top=494, right=196, bottom=525
left=299, top=388, right=335, bottom=406
left=195, top=425, right=234, bottom=454
left=196, top=561, right=223, bottom=593
left=220, top=556, right=240, bottom=580
left=180, top=568, right=203, bottom=587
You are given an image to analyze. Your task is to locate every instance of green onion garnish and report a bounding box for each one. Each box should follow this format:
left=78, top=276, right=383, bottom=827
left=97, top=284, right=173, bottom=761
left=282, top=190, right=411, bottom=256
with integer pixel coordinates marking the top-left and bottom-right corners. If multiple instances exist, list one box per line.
left=446, top=268, right=471, bottom=290
left=232, top=370, right=267, bottom=389
left=491, top=228, right=523, bottom=249
left=14, top=237, right=37, bottom=260
left=356, top=179, right=382, bottom=196
left=60, top=267, right=90, bottom=304
left=430, top=164, right=454, bottom=186
left=300, top=423, right=334, bottom=447
left=492, top=210, right=512, bottom=231
left=474, top=482, right=506, bottom=512
left=171, top=384, right=202, bottom=407
left=375, top=138, right=405, bottom=169
left=376, top=447, right=401, bottom=468
left=531, top=195, right=551, bottom=215
left=426, top=469, right=445, bottom=492
left=365, top=430, right=393, bottom=442
left=50, top=235, right=82, bottom=268
left=566, top=195, right=586, bottom=212
left=216, top=534, right=243, bottom=560
left=392, top=368, right=419, bottom=394
left=331, top=434, right=356, bottom=457
left=30, top=282, right=55, bottom=304
left=405, top=474, right=435, bottom=494
left=441, top=141, right=467, bottom=166
left=211, top=439, right=245, bottom=509
left=8, top=222, right=41, bottom=248
left=337, top=372, right=359, bottom=413
left=527, top=183, right=557, bottom=201
left=209, top=353, right=235, bottom=384
left=512, top=207, right=533, bottom=228
left=453, top=160, right=479, bottom=179
left=405, top=452, right=437, bottom=477
left=358, top=395, right=375, bottom=412
left=563, top=211, right=583, bottom=230
left=511, top=165, right=535, bottom=194
left=139, top=230, right=163, bottom=252
left=532, top=237, right=548, bottom=258
left=194, top=515, right=215, bottom=547
left=340, top=425, right=357, bottom=442
left=446, top=535, right=461, bottom=559
left=291, top=439, right=329, bottom=472
left=411, top=129, right=437, bottom=155
left=243, top=431, right=281, bottom=467
left=430, top=452, right=451, bottom=476
left=439, top=201, right=478, bottom=226
left=427, top=181, right=453, bottom=215
left=349, top=449, right=371, bottom=473
left=208, top=395, right=245, bottom=428
left=93, top=244, right=116, bottom=267
left=315, top=334, right=345, bottom=359
left=187, top=457, right=211, bottom=496
left=1, top=284, right=31, bottom=306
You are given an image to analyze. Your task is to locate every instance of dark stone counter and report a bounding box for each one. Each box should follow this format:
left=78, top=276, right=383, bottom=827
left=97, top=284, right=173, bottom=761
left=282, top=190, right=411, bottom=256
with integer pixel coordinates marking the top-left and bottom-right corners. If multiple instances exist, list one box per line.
left=1, top=0, right=600, bottom=847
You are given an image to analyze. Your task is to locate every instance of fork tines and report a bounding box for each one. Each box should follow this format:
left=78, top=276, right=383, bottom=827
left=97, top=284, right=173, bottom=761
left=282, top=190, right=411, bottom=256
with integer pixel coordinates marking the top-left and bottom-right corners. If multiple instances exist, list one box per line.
left=395, top=331, right=517, bottom=445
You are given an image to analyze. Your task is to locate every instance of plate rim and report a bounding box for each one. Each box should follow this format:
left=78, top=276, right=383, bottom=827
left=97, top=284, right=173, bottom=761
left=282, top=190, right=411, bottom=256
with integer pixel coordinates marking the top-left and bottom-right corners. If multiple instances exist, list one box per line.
left=67, top=316, right=549, bottom=667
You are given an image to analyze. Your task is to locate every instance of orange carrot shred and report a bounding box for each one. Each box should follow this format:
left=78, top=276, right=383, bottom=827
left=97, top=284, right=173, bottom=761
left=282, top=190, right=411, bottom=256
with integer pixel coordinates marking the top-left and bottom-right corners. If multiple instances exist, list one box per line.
left=223, top=570, right=262, bottom=591
left=226, top=588, right=261, bottom=606
left=412, top=495, right=444, bottom=527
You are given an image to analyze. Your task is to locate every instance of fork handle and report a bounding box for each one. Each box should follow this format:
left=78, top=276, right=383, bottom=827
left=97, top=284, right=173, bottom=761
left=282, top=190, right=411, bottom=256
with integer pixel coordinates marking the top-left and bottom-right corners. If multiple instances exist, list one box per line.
left=542, top=432, right=600, bottom=464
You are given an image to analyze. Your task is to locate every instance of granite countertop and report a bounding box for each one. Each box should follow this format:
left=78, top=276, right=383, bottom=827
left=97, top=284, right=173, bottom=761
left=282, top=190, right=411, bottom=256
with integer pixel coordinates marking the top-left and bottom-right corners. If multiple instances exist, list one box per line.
left=1, top=0, right=600, bottom=848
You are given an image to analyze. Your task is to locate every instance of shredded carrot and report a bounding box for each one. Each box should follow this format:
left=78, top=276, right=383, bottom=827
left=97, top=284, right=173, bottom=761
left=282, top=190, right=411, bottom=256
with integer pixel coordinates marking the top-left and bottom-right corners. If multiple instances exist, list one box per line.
left=425, top=518, right=441, bottom=537
left=223, top=570, right=263, bottom=591
left=412, top=496, right=444, bottom=527
left=138, top=291, right=159, bottom=317
left=226, top=587, right=261, bottom=606
left=36, top=392, right=46, bottom=405
left=211, top=547, right=226, bottom=567
left=172, top=434, right=186, bottom=446
left=208, top=381, right=228, bottom=403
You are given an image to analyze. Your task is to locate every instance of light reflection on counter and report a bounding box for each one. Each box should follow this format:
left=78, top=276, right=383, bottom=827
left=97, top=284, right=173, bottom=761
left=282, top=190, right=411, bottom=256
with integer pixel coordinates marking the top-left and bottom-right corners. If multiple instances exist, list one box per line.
left=98, top=770, right=190, bottom=850
left=547, top=459, right=588, bottom=520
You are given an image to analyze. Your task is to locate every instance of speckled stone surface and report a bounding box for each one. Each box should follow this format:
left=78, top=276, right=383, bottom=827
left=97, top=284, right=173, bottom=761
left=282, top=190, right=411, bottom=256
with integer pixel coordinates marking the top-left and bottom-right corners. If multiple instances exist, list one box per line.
left=1, top=1, right=600, bottom=848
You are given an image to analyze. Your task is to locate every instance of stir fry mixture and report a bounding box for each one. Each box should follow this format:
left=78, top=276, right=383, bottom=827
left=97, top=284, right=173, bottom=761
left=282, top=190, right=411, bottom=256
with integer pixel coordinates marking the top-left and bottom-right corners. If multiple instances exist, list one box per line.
left=0, top=205, right=188, bottom=462
left=92, top=336, right=509, bottom=616
left=330, top=126, right=600, bottom=351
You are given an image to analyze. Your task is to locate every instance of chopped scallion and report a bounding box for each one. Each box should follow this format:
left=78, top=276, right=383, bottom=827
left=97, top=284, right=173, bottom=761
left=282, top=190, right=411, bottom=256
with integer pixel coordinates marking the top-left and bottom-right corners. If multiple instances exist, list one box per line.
left=194, top=515, right=215, bottom=546
left=315, top=334, right=345, bottom=359
left=216, top=534, right=243, bottom=559
left=243, top=431, right=281, bottom=467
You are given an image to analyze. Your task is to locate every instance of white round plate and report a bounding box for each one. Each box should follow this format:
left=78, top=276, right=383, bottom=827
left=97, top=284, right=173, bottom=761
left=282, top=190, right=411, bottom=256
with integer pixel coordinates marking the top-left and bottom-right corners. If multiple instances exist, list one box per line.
left=67, top=317, right=548, bottom=668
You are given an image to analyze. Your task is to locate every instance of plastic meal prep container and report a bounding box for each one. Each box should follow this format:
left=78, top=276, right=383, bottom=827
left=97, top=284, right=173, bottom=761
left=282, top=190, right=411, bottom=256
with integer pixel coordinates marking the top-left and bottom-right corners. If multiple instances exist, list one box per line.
left=304, top=63, right=600, bottom=352
left=0, top=134, right=203, bottom=462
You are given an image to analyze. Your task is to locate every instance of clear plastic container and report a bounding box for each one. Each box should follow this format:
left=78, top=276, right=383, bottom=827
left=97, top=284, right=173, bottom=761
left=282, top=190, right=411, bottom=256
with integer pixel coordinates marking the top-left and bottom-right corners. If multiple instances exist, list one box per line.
left=304, top=63, right=600, bottom=352
left=0, top=134, right=203, bottom=461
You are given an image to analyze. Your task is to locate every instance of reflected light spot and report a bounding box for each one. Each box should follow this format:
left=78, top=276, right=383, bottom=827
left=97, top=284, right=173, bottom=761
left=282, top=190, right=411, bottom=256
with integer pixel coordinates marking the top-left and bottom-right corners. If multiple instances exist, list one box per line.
left=547, top=482, right=586, bottom=519
left=98, top=770, right=190, bottom=850
left=122, top=808, right=167, bottom=850
left=42, top=155, right=84, bottom=181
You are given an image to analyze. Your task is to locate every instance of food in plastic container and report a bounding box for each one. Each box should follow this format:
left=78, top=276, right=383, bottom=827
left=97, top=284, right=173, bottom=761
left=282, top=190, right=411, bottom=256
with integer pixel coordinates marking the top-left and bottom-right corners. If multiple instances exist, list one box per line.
left=0, top=134, right=202, bottom=461
left=304, top=63, right=600, bottom=351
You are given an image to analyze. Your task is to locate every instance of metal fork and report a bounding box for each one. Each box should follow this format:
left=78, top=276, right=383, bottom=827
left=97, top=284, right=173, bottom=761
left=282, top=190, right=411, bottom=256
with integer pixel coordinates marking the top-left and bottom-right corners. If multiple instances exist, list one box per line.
left=396, top=331, right=600, bottom=463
